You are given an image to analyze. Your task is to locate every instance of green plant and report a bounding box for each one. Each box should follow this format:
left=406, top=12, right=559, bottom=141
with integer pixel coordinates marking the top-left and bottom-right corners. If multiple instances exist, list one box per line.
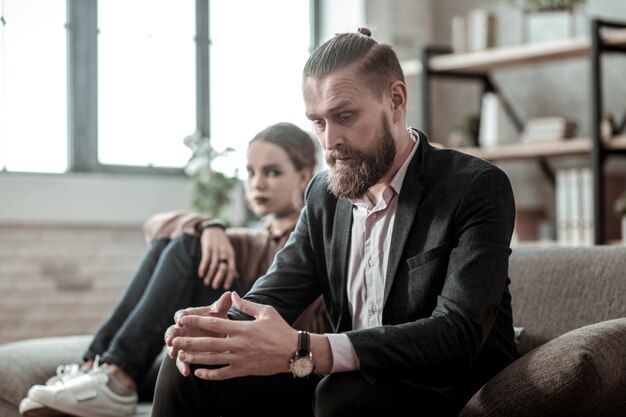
left=615, top=191, right=626, bottom=218
left=497, top=0, right=587, bottom=12
left=183, top=131, right=240, bottom=220
left=463, top=113, right=481, bottom=146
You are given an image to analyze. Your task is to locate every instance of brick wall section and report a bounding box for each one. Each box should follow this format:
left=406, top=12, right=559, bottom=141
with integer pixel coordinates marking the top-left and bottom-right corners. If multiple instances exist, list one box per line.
left=0, top=223, right=148, bottom=345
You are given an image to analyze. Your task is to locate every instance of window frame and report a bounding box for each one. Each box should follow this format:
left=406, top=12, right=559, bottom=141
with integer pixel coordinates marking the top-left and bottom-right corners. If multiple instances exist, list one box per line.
left=1, top=0, right=318, bottom=176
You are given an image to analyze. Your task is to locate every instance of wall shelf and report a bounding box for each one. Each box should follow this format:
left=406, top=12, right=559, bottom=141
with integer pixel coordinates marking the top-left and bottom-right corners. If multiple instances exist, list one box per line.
left=457, top=135, right=626, bottom=161
left=420, top=18, right=626, bottom=244
left=428, top=31, right=626, bottom=74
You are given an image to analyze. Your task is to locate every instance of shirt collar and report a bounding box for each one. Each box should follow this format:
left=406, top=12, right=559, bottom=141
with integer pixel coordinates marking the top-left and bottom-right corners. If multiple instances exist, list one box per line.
left=389, top=129, right=419, bottom=195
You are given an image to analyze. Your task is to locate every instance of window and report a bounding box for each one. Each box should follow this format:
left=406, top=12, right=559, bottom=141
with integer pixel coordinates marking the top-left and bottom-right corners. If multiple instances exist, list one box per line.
left=0, top=0, right=314, bottom=175
left=209, top=0, right=313, bottom=177
left=0, top=0, right=67, bottom=173
left=97, top=0, right=195, bottom=168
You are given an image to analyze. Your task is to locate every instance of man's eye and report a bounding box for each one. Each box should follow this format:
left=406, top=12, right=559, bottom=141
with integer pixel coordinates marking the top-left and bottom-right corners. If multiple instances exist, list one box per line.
left=338, top=114, right=352, bottom=123
left=313, top=120, right=326, bottom=129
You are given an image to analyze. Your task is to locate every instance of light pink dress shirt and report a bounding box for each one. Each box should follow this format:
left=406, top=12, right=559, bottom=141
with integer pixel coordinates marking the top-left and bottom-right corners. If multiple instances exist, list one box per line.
left=325, top=131, right=419, bottom=372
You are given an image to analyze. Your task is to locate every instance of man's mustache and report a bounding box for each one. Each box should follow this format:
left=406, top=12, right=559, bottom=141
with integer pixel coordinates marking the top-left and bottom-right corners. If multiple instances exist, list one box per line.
left=326, top=147, right=361, bottom=164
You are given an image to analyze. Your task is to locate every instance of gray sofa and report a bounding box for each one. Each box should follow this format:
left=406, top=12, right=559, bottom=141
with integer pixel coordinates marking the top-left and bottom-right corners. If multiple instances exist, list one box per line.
left=1, top=245, right=625, bottom=416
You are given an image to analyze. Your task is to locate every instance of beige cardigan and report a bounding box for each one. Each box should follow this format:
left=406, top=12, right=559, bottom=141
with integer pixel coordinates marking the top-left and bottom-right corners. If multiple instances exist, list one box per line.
left=142, top=211, right=331, bottom=334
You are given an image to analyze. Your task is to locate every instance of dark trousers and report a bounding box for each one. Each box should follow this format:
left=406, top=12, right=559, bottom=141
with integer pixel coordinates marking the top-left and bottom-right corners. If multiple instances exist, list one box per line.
left=151, top=354, right=462, bottom=417
left=84, top=235, right=241, bottom=386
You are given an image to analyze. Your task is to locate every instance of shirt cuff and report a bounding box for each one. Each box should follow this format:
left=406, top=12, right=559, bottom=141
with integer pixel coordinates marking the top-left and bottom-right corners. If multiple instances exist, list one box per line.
left=325, top=333, right=360, bottom=373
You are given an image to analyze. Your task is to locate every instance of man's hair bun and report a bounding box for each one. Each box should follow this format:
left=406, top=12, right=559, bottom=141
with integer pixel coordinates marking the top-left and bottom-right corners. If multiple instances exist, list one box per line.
left=357, top=27, right=371, bottom=37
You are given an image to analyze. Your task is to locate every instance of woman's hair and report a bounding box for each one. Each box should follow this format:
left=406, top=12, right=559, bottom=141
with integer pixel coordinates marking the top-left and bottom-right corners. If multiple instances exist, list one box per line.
left=302, top=27, right=404, bottom=98
left=249, top=122, right=317, bottom=172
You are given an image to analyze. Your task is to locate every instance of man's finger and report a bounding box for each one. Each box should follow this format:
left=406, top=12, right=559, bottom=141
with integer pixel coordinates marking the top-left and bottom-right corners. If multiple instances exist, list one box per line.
left=194, top=365, right=239, bottom=381
left=174, top=294, right=231, bottom=324
left=231, top=291, right=265, bottom=319
left=172, top=335, right=232, bottom=353
left=174, top=306, right=210, bottom=324
left=178, top=350, right=232, bottom=367
left=176, top=355, right=191, bottom=377
left=213, top=291, right=234, bottom=313
left=177, top=314, right=243, bottom=334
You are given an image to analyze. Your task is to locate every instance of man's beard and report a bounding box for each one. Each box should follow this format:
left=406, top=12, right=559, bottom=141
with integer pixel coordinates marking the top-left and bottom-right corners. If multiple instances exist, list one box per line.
left=325, top=115, right=396, bottom=200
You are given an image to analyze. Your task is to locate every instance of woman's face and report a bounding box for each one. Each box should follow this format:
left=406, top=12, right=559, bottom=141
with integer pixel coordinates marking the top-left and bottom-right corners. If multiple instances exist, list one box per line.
left=245, top=141, right=311, bottom=218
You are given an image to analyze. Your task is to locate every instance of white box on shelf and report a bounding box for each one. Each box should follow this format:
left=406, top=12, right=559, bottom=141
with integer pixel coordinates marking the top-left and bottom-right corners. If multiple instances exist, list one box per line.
left=467, top=9, right=496, bottom=52
left=478, top=92, right=507, bottom=148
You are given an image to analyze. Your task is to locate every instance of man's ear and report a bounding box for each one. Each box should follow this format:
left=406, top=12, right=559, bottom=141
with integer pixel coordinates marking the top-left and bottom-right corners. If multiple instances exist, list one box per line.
left=389, top=81, right=407, bottom=121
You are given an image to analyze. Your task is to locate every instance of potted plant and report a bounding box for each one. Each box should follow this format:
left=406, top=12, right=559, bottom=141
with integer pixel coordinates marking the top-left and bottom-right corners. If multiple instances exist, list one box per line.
left=183, top=130, right=241, bottom=221
left=501, top=0, right=587, bottom=12
left=497, top=0, right=588, bottom=43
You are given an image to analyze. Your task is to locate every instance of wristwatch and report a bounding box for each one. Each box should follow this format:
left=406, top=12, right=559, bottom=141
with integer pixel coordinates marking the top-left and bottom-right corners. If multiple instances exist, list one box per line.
left=289, top=330, right=315, bottom=378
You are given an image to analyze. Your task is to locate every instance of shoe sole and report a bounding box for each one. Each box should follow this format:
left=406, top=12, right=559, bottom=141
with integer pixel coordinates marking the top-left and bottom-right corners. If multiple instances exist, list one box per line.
left=28, top=393, right=134, bottom=417
left=20, top=397, right=67, bottom=417
left=22, top=408, right=68, bottom=417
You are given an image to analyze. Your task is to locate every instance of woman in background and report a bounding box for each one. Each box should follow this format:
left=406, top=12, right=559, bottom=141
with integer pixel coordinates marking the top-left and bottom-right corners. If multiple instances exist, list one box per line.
left=20, top=122, right=330, bottom=417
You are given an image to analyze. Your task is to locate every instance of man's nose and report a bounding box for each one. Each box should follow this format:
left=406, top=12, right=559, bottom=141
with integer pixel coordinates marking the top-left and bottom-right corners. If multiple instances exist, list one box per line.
left=322, top=124, right=343, bottom=150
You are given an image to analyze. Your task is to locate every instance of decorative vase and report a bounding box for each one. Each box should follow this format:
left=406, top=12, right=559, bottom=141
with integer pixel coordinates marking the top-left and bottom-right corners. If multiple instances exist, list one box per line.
left=524, top=10, right=576, bottom=43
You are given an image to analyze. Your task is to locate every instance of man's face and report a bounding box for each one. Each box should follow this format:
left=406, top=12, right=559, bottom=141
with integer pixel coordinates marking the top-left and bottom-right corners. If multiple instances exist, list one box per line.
left=303, top=67, right=397, bottom=199
left=325, top=115, right=395, bottom=199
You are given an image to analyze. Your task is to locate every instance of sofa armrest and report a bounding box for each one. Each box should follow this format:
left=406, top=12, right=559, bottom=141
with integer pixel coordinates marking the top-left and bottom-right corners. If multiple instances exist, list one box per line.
left=459, top=318, right=626, bottom=417
left=0, top=335, right=92, bottom=417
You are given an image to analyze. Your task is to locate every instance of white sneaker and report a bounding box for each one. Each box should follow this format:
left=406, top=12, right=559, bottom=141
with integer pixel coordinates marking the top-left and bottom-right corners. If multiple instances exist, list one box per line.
left=46, top=361, right=90, bottom=385
left=27, top=362, right=137, bottom=417
left=19, top=397, right=65, bottom=417
left=19, top=358, right=95, bottom=416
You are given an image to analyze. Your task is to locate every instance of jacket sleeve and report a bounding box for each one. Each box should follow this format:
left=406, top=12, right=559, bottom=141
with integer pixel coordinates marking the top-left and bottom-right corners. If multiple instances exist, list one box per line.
left=233, top=175, right=328, bottom=327
left=142, top=211, right=211, bottom=244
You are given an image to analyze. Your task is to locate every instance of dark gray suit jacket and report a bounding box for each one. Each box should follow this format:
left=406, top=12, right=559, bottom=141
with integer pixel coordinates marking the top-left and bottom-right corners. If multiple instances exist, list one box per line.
left=240, top=129, right=518, bottom=401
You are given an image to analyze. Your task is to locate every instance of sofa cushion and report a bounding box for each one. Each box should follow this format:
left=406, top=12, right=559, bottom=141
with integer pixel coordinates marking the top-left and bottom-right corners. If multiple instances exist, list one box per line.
left=0, top=335, right=91, bottom=413
left=460, top=318, right=626, bottom=417
left=508, top=246, right=626, bottom=355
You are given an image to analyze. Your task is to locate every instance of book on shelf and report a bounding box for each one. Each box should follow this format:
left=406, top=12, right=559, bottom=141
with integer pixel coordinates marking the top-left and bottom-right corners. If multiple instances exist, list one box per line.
left=520, top=117, right=578, bottom=143
left=556, top=167, right=594, bottom=247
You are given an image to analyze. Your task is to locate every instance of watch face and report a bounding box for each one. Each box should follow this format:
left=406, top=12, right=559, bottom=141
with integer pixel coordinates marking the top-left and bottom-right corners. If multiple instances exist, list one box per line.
left=292, top=355, right=314, bottom=377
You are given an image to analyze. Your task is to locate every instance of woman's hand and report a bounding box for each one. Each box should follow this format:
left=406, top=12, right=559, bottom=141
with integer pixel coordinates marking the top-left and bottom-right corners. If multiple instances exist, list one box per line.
left=198, top=227, right=239, bottom=289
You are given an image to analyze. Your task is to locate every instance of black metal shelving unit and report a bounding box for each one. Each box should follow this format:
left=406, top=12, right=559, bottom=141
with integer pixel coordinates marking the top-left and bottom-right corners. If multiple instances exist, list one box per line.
left=420, top=18, right=626, bottom=245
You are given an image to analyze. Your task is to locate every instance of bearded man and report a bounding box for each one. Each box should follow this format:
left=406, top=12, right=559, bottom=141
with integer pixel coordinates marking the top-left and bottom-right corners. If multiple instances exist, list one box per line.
left=152, top=27, right=518, bottom=417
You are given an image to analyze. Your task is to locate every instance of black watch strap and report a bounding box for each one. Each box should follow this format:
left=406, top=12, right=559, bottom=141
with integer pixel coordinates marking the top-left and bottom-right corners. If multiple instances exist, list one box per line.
left=297, top=330, right=310, bottom=354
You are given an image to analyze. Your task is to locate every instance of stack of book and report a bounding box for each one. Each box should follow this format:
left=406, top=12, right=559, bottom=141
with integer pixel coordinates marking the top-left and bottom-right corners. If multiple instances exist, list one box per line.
left=556, top=167, right=594, bottom=247
left=520, top=117, right=578, bottom=143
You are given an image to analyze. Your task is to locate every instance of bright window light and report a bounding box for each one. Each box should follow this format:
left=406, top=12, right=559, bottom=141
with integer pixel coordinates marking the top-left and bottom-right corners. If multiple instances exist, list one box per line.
left=97, top=0, right=195, bottom=168
left=0, top=1, right=312, bottom=174
left=0, top=0, right=67, bottom=173
left=209, top=0, right=312, bottom=178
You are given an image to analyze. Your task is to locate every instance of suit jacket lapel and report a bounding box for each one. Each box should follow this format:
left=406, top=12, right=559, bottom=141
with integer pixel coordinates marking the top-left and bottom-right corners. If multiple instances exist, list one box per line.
left=331, top=197, right=354, bottom=331
left=384, top=132, right=426, bottom=305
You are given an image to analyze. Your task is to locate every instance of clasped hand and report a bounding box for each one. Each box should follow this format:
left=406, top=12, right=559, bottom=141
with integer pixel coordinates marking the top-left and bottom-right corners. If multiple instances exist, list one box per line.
left=164, top=291, right=297, bottom=380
